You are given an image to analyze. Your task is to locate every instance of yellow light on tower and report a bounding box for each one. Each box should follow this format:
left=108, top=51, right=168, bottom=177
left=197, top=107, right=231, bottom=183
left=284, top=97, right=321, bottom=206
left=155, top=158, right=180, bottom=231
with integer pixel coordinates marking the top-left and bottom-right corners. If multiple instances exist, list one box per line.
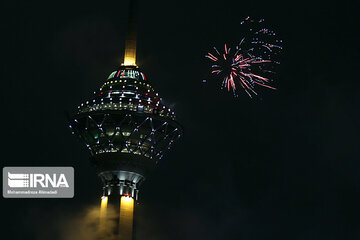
left=119, top=196, right=134, bottom=240
left=123, top=46, right=137, bottom=66
left=100, top=196, right=108, bottom=227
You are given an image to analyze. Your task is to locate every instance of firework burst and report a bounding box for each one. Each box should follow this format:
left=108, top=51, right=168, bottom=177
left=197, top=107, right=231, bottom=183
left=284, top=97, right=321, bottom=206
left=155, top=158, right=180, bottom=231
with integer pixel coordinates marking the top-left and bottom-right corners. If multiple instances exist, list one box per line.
left=205, top=17, right=282, bottom=97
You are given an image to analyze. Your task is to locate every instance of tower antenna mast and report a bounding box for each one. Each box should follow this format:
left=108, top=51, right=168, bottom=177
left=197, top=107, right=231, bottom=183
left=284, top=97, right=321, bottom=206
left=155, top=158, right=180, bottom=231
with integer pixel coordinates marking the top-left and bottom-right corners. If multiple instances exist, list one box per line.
left=123, top=0, right=137, bottom=66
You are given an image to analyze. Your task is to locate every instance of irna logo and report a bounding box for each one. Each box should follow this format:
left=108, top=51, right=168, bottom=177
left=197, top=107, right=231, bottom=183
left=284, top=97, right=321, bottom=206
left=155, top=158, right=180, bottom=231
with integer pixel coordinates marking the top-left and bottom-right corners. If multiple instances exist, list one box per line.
left=8, top=172, right=69, bottom=188
left=3, top=167, right=74, bottom=198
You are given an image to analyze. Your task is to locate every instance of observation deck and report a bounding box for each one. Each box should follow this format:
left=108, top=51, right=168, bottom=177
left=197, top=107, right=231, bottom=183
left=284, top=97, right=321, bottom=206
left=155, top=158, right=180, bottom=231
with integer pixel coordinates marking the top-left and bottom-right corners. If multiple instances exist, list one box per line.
left=69, top=66, right=182, bottom=199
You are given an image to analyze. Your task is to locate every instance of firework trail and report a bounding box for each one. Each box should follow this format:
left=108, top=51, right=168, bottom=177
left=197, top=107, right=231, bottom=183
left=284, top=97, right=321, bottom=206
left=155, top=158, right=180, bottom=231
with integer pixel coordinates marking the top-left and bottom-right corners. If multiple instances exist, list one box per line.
left=205, top=17, right=283, bottom=97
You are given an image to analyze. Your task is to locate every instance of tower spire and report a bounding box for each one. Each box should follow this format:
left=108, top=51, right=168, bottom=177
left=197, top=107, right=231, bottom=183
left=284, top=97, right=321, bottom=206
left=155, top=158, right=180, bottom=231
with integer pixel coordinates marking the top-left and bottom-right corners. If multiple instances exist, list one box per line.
left=123, top=0, right=137, bottom=66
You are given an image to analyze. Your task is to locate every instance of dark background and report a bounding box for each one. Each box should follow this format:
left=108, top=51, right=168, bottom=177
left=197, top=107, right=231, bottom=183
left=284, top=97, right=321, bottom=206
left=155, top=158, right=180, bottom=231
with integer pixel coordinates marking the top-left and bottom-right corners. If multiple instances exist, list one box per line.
left=1, top=0, right=359, bottom=239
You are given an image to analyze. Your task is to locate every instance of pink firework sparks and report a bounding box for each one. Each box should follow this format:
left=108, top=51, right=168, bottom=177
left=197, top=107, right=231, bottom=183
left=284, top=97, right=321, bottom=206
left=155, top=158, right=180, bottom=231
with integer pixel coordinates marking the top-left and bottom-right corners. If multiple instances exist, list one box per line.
left=205, top=17, right=282, bottom=98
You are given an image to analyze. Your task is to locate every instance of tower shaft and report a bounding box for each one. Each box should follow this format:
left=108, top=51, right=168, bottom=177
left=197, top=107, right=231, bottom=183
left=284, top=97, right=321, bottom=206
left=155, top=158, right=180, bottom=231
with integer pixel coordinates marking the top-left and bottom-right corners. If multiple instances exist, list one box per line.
left=99, top=196, right=135, bottom=240
left=119, top=196, right=135, bottom=240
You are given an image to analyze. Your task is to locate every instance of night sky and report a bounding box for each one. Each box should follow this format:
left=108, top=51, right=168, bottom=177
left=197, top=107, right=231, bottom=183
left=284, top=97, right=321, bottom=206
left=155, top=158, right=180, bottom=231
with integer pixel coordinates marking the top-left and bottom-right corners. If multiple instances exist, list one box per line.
left=1, top=0, right=359, bottom=239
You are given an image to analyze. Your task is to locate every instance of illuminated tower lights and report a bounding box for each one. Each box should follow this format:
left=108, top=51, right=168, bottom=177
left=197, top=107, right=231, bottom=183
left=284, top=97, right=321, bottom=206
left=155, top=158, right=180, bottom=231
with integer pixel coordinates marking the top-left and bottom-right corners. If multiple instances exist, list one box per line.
left=69, top=61, right=182, bottom=240
left=69, top=67, right=182, bottom=193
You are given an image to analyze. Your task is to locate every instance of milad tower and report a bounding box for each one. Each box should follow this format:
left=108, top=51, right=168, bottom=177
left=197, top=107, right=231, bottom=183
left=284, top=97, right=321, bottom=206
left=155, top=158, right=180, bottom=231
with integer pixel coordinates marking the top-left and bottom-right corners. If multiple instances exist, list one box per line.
left=68, top=0, right=182, bottom=239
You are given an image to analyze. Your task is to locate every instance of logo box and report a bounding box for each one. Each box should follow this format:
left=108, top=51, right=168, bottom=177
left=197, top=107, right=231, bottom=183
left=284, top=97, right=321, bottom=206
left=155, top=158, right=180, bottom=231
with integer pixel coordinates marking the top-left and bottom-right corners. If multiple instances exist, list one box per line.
left=3, top=167, right=74, bottom=198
